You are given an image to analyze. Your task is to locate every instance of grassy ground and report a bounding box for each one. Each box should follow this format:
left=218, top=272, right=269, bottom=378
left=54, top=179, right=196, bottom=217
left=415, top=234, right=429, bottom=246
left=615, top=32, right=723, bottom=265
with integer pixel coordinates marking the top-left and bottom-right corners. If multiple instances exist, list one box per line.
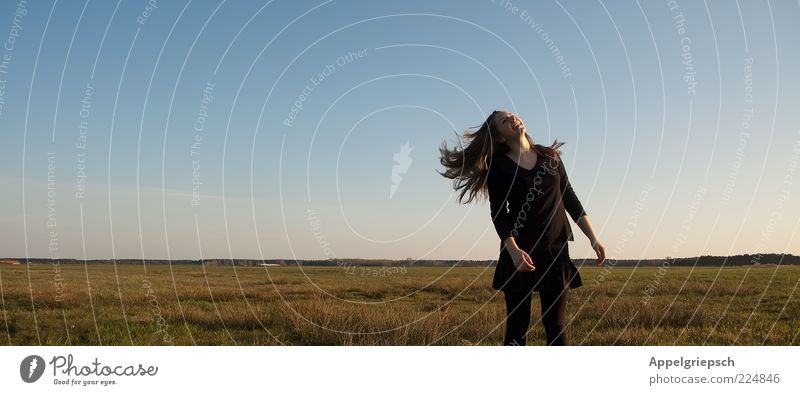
left=0, top=264, right=798, bottom=345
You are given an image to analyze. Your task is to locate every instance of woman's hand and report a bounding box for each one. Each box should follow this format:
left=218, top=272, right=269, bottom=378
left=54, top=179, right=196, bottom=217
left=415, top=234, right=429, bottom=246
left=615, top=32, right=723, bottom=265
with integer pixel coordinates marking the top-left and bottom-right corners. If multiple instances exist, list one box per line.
left=508, top=246, right=536, bottom=272
left=591, top=238, right=606, bottom=266
left=575, top=215, right=606, bottom=267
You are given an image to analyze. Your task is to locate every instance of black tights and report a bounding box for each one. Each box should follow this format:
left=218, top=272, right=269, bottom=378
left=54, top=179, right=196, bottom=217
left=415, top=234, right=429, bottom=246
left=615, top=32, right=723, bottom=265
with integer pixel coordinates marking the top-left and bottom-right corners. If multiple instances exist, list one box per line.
left=502, top=286, right=570, bottom=346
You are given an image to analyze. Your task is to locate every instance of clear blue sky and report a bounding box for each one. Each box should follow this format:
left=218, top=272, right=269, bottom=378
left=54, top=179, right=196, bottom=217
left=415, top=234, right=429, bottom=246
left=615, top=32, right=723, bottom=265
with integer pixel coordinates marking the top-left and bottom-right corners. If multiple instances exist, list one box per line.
left=1, top=0, right=799, bottom=261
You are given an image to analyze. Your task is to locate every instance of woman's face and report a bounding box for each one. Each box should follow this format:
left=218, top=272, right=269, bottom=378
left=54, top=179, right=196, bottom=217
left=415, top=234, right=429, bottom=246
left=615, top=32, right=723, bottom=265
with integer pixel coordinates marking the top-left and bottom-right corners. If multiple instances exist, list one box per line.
left=492, top=111, right=525, bottom=144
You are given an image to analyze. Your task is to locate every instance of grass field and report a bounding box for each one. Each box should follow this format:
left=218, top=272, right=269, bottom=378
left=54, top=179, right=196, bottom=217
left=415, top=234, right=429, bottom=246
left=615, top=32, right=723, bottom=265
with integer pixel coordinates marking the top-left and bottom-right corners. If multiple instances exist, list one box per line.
left=0, top=264, right=798, bottom=345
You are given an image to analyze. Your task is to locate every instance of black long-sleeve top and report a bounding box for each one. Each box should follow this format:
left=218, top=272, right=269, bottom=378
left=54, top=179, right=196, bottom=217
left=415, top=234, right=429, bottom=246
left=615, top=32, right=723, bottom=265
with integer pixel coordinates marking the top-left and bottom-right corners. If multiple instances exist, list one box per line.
left=487, top=144, right=586, bottom=292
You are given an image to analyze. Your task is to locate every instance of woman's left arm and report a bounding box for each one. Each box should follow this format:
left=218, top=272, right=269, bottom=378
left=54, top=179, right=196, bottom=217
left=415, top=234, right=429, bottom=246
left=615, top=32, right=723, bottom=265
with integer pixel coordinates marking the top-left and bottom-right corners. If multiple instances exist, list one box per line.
left=557, top=157, right=606, bottom=266
left=575, top=215, right=606, bottom=266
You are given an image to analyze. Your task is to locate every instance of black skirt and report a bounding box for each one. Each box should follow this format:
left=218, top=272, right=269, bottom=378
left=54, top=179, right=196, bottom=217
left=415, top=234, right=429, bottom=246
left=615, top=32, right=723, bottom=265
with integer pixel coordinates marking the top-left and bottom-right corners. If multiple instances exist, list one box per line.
left=491, top=241, right=583, bottom=293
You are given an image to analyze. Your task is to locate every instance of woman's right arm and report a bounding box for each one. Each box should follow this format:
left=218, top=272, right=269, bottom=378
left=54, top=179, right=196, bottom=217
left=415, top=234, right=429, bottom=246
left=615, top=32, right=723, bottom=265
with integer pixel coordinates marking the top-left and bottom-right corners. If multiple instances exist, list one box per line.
left=487, top=165, right=535, bottom=271
left=486, top=165, right=515, bottom=243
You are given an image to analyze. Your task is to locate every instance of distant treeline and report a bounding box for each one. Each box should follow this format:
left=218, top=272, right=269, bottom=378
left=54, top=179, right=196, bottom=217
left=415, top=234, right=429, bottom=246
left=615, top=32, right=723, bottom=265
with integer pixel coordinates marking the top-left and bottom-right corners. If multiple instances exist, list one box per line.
left=4, top=253, right=799, bottom=267
left=573, top=253, right=800, bottom=267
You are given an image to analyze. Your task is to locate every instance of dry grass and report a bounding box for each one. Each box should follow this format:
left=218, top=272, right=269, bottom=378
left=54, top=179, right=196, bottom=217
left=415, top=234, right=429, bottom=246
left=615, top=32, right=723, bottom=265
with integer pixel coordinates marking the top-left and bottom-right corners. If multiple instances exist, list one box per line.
left=0, top=264, right=798, bottom=345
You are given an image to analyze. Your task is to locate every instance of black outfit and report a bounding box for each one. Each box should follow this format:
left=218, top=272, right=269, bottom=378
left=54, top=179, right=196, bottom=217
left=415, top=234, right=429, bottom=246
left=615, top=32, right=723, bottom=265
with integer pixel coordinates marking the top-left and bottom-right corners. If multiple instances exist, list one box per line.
left=503, top=280, right=570, bottom=346
left=487, top=145, right=586, bottom=345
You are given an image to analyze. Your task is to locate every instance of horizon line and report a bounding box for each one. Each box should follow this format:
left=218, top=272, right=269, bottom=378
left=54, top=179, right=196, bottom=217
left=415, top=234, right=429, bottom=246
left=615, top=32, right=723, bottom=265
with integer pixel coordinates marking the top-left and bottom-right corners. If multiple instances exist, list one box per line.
left=3, top=251, right=798, bottom=262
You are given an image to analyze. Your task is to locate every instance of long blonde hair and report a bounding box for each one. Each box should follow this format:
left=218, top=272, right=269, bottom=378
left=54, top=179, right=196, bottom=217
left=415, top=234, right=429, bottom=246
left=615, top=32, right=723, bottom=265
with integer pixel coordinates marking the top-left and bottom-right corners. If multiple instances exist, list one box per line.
left=438, top=110, right=564, bottom=204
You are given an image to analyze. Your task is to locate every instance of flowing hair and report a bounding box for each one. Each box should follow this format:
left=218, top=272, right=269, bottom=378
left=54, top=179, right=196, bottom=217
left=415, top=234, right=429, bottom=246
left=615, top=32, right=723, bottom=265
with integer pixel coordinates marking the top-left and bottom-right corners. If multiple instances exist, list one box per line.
left=437, top=110, right=565, bottom=204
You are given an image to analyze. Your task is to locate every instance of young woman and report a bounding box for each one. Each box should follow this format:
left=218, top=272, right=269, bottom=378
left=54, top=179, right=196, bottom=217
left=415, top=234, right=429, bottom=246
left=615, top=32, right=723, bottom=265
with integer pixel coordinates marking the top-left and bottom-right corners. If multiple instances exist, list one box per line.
left=439, top=110, right=606, bottom=345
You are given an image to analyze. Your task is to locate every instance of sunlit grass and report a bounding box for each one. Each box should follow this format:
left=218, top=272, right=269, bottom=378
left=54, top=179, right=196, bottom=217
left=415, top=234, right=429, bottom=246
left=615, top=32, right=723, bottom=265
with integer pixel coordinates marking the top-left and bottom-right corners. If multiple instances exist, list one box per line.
left=0, top=264, right=798, bottom=345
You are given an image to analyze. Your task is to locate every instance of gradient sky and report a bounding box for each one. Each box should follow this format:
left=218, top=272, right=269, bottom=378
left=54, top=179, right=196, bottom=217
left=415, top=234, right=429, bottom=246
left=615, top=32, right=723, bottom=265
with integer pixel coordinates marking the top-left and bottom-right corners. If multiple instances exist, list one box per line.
left=1, top=0, right=799, bottom=261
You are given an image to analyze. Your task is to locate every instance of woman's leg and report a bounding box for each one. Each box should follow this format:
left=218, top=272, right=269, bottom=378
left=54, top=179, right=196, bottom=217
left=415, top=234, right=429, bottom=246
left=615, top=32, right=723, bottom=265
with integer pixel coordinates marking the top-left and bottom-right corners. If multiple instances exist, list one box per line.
left=539, top=285, right=570, bottom=346
left=502, top=289, right=533, bottom=346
